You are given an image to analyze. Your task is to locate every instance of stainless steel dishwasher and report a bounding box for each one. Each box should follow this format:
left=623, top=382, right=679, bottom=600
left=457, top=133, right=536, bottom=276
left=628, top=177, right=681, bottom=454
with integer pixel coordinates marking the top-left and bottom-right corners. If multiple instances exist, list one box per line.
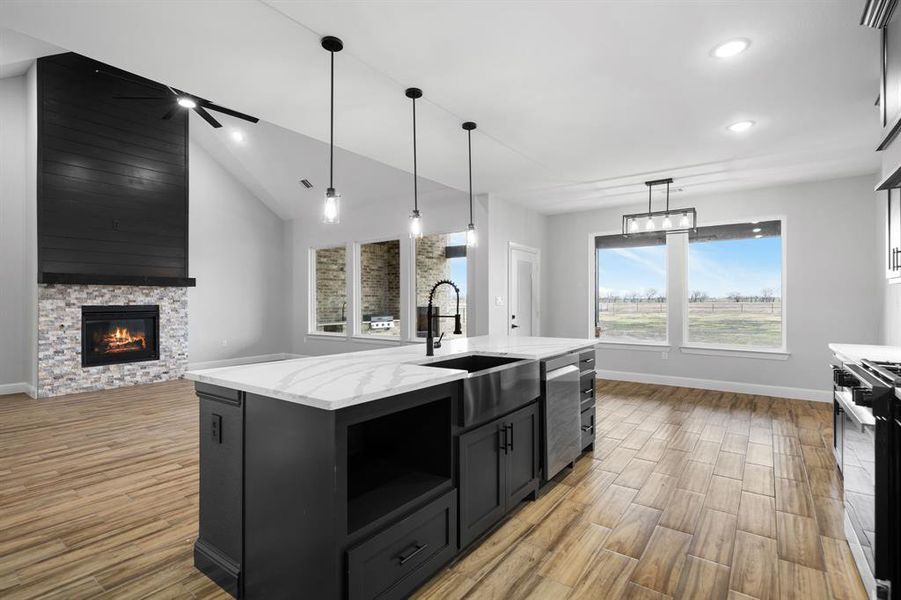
left=541, top=353, right=582, bottom=480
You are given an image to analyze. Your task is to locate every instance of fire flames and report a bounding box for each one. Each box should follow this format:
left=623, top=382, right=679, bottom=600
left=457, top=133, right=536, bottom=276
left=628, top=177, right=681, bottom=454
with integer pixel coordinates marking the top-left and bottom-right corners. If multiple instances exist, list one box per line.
left=98, top=326, right=146, bottom=354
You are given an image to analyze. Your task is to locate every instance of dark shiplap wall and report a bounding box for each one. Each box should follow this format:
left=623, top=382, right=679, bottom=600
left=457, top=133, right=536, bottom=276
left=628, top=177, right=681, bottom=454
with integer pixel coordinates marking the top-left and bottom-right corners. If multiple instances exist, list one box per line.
left=38, top=53, right=190, bottom=283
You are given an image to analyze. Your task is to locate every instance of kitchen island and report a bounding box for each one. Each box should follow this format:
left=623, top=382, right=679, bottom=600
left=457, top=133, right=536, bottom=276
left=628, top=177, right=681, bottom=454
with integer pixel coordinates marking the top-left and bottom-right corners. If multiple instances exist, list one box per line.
left=185, top=335, right=597, bottom=600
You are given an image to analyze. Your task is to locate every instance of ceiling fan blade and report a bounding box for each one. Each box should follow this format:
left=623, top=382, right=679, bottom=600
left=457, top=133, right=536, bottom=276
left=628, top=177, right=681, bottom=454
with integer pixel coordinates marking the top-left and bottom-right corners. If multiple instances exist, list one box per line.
left=161, top=106, right=177, bottom=120
left=201, top=101, right=260, bottom=123
left=95, top=68, right=168, bottom=94
left=193, top=106, right=222, bottom=128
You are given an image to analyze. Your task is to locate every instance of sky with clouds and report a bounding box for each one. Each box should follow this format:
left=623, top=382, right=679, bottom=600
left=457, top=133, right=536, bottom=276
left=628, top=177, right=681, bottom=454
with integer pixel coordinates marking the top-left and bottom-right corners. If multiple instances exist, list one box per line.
left=598, top=237, right=782, bottom=299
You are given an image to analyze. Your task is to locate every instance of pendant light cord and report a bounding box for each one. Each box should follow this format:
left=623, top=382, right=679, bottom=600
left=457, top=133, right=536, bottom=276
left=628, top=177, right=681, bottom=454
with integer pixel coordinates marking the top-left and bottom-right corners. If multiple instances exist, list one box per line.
left=647, top=185, right=652, bottom=215
left=412, top=96, right=418, bottom=212
left=329, top=50, right=334, bottom=190
left=467, top=129, right=473, bottom=224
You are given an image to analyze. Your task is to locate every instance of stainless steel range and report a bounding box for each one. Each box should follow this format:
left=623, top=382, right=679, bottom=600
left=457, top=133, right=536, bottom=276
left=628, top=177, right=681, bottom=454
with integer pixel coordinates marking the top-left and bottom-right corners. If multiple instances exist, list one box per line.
left=832, top=358, right=900, bottom=599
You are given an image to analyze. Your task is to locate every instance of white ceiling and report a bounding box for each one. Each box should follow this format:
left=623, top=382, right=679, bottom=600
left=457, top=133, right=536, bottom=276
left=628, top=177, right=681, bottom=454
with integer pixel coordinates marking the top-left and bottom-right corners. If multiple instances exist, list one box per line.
left=0, top=1, right=882, bottom=214
left=0, top=28, right=61, bottom=78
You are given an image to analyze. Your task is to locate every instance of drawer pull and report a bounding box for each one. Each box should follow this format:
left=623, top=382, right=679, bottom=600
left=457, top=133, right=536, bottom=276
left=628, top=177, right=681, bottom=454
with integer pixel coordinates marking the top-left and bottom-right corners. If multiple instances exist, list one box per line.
left=397, top=542, right=429, bottom=565
left=582, top=388, right=594, bottom=394
left=581, top=425, right=594, bottom=433
left=582, top=358, right=595, bottom=364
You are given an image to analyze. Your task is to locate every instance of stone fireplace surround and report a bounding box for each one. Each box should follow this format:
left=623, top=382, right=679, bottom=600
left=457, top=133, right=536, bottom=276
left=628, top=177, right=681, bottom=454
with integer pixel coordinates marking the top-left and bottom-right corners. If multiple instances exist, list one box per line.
left=37, top=284, right=188, bottom=398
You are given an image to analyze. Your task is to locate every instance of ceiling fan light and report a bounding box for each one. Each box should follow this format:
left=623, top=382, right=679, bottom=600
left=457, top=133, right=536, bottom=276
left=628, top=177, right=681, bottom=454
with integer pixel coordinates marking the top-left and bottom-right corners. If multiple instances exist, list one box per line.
left=177, top=97, right=196, bottom=109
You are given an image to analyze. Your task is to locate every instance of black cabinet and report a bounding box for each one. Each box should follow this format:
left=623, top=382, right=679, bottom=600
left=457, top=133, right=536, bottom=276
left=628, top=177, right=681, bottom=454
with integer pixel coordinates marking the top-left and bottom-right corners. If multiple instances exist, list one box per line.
left=195, top=383, right=244, bottom=598
left=458, top=402, right=539, bottom=548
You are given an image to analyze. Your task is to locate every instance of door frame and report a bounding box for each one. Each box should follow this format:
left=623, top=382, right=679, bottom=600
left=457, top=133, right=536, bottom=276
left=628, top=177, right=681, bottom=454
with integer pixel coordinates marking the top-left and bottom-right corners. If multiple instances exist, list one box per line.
left=507, top=242, right=540, bottom=336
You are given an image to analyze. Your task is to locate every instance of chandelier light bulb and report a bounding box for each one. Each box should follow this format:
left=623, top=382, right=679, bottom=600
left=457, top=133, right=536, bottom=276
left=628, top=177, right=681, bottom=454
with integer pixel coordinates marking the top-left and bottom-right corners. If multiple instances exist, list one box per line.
left=628, top=219, right=639, bottom=233
left=322, top=188, right=340, bottom=224
left=409, top=209, right=422, bottom=238
left=662, top=215, right=673, bottom=229
left=644, top=216, right=655, bottom=231
left=679, top=213, right=690, bottom=228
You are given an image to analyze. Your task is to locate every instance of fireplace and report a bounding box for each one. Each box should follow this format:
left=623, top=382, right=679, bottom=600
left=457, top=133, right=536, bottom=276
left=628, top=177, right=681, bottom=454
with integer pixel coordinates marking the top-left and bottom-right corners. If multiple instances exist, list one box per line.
left=81, top=305, right=160, bottom=367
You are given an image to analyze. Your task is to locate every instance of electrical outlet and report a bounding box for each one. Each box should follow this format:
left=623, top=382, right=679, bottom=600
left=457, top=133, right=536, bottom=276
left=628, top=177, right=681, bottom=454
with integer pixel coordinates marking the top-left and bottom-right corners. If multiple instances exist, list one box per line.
left=211, top=414, right=222, bottom=443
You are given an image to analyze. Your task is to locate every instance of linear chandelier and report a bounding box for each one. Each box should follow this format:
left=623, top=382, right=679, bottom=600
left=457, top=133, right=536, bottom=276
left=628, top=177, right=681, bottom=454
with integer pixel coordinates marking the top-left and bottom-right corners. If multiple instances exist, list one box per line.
left=622, top=178, right=697, bottom=236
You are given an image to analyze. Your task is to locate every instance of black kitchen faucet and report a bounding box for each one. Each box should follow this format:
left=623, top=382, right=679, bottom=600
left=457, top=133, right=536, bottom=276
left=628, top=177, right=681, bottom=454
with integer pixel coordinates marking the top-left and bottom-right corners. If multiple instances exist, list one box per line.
left=426, top=279, right=462, bottom=356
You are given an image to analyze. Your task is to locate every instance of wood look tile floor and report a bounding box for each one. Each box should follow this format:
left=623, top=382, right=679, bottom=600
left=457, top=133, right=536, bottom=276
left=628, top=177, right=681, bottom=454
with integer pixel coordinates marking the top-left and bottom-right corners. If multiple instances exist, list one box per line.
left=415, top=380, right=868, bottom=600
left=0, top=379, right=867, bottom=600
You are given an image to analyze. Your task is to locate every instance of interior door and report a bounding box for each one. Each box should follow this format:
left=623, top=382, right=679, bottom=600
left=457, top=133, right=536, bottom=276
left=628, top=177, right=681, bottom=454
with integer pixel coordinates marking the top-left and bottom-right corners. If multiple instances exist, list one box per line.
left=505, top=403, right=539, bottom=507
left=509, top=246, right=539, bottom=336
left=458, top=419, right=506, bottom=549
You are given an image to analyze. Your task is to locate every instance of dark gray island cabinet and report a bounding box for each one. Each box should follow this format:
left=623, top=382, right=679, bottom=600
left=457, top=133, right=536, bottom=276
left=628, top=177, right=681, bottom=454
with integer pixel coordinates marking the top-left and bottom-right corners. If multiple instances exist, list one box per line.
left=194, top=378, right=538, bottom=600
left=188, top=336, right=597, bottom=599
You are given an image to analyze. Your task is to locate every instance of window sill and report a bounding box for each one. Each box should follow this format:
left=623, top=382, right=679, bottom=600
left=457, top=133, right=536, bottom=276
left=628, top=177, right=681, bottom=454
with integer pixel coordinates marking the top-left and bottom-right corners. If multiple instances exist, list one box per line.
left=594, top=340, right=671, bottom=353
left=306, top=332, right=348, bottom=341
left=350, top=335, right=403, bottom=345
left=680, top=345, right=790, bottom=360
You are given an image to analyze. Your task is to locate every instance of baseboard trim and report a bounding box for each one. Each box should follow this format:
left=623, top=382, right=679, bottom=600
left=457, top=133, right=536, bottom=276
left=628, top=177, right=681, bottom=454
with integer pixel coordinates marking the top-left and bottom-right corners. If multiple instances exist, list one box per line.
left=187, top=353, right=306, bottom=371
left=0, top=382, right=37, bottom=398
left=595, top=369, right=832, bottom=403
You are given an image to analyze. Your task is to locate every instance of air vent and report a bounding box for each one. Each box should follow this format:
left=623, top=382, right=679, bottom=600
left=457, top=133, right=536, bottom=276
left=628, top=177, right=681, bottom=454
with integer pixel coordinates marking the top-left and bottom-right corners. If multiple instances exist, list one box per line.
left=300, top=179, right=314, bottom=189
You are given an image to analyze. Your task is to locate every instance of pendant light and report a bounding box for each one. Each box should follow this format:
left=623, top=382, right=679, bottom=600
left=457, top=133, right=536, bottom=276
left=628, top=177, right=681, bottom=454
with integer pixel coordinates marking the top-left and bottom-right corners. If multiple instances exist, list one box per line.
left=406, top=87, right=423, bottom=238
left=321, top=36, right=343, bottom=224
left=622, top=178, right=697, bottom=236
left=462, top=121, right=478, bottom=247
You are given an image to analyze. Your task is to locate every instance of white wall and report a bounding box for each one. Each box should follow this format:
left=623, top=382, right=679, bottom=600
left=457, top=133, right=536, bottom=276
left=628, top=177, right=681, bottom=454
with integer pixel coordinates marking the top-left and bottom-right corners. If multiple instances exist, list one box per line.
left=187, top=140, right=290, bottom=367
left=546, top=175, right=880, bottom=399
left=0, top=75, right=28, bottom=390
left=487, top=194, right=548, bottom=336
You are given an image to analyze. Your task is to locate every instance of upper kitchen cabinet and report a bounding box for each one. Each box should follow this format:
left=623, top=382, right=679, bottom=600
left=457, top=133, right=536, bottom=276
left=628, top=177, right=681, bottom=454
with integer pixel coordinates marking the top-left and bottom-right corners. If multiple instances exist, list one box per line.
left=887, top=189, right=901, bottom=280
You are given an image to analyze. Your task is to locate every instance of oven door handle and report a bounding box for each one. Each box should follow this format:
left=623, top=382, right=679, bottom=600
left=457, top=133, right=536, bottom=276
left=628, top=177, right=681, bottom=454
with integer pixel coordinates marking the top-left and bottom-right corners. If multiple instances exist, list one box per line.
left=835, top=390, right=875, bottom=431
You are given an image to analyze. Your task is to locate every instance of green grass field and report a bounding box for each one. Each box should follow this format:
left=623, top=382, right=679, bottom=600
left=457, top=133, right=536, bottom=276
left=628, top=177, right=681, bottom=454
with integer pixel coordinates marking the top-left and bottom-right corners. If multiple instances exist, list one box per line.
left=597, top=303, right=782, bottom=347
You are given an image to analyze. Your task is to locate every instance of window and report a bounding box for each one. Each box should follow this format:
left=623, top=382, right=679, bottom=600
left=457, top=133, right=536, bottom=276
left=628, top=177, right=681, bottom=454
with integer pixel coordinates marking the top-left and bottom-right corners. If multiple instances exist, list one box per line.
left=686, top=220, right=783, bottom=349
left=312, top=245, right=347, bottom=334
left=414, top=232, right=468, bottom=339
left=595, top=233, right=667, bottom=343
left=358, top=239, right=401, bottom=337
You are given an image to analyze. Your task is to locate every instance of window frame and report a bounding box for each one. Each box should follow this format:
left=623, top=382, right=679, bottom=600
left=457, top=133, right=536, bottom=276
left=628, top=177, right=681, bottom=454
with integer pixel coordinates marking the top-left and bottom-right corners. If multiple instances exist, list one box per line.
left=353, top=236, right=403, bottom=341
left=408, top=229, right=471, bottom=343
left=680, top=215, right=788, bottom=354
left=307, top=243, right=350, bottom=338
left=589, top=228, right=671, bottom=347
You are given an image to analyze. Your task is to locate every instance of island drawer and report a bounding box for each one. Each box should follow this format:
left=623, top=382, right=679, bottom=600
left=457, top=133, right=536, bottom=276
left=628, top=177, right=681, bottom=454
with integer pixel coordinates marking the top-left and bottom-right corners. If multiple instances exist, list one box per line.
left=347, top=489, right=457, bottom=600
left=578, top=349, right=595, bottom=374
left=580, top=407, right=595, bottom=449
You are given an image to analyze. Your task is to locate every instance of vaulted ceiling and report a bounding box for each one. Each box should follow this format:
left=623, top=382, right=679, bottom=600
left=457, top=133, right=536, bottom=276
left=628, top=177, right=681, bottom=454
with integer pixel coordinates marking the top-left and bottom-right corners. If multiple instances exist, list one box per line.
left=0, top=1, right=882, bottom=214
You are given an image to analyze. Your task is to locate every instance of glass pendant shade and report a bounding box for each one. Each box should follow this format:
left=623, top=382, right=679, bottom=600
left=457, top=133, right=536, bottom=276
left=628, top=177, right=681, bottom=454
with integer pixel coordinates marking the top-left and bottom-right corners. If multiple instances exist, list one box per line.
left=322, top=188, right=340, bottom=224
left=409, top=209, right=422, bottom=238
left=466, top=223, right=477, bottom=247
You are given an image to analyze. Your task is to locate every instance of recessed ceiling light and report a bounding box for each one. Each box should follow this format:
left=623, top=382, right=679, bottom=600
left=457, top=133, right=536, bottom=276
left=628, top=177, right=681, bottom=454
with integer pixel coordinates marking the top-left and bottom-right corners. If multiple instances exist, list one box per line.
left=176, top=97, right=197, bottom=109
left=755, top=234, right=763, bottom=238
left=752, top=227, right=762, bottom=233
left=712, top=38, right=750, bottom=59
left=727, top=120, right=755, bottom=133
left=231, top=130, right=245, bottom=143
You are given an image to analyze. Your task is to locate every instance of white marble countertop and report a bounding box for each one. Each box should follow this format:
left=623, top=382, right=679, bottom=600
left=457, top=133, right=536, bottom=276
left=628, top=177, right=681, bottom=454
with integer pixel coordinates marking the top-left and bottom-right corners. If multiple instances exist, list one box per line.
left=829, top=343, right=901, bottom=364
left=185, top=335, right=597, bottom=410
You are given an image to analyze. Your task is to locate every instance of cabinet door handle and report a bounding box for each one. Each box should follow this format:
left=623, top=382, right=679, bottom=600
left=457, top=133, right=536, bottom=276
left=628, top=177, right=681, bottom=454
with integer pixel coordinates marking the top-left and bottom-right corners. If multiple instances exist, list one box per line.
left=397, top=542, right=429, bottom=565
left=499, top=425, right=507, bottom=453
left=507, top=423, right=514, bottom=452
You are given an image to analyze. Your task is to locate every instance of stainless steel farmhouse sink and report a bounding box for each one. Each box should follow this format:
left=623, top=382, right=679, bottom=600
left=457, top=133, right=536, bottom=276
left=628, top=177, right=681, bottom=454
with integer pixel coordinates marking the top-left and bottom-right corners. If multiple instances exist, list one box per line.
left=423, top=354, right=540, bottom=427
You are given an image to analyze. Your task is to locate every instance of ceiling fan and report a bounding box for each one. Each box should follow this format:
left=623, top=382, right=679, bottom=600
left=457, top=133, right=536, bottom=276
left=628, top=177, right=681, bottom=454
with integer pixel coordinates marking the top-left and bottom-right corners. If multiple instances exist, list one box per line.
left=95, top=68, right=259, bottom=129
